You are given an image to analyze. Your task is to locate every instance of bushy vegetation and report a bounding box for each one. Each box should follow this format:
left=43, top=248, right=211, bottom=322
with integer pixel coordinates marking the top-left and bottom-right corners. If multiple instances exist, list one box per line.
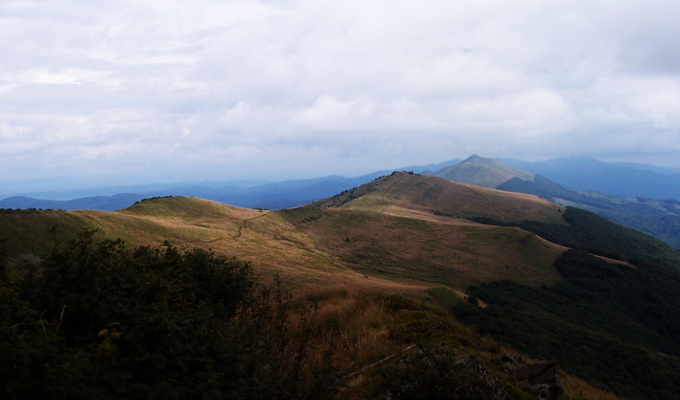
left=378, top=347, right=505, bottom=400
left=454, top=249, right=680, bottom=399
left=0, top=231, right=344, bottom=399
left=1, top=231, right=524, bottom=400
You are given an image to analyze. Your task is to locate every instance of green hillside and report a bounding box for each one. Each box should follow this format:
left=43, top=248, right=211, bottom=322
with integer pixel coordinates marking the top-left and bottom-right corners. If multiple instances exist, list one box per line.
left=0, top=191, right=563, bottom=289
left=0, top=209, right=96, bottom=257
left=5, top=173, right=680, bottom=398
left=427, top=155, right=680, bottom=249
left=474, top=206, right=680, bottom=272
left=455, top=249, right=680, bottom=400
left=499, top=175, right=680, bottom=249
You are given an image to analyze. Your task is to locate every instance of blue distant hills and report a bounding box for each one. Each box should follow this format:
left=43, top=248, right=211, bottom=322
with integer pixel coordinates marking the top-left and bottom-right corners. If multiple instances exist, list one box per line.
left=3, top=156, right=680, bottom=248
left=0, top=160, right=459, bottom=211
left=501, top=156, right=680, bottom=200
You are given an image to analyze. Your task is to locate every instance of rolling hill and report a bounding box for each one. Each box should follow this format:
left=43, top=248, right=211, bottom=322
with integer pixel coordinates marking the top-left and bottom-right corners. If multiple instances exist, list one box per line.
left=427, top=155, right=680, bottom=249
left=498, top=175, right=680, bottom=248
left=1, top=175, right=568, bottom=288
left=3, top=172, right=678, bottom=285
left=3, top=172, right=680, bottom=398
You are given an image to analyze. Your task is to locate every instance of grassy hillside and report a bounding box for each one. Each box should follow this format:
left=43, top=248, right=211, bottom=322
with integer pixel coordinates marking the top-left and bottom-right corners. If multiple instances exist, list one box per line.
left=1, top=231, right=616, bottom=400
left=5, top=173, right=680, bottom=398
left=455, top=249, right=680, bottom=399
left=281, top=207, right=565, bottom=288
left=0, top=209, right=96, bottom=257
left=499, top=175, right=680, bottom=249
left=2, top=180, right=570, bottom=290
left=425, top=155, right=680, bottom=249
left=309, top=171, right=564, bottom=225
left=473, top=206, right=680, bottom=272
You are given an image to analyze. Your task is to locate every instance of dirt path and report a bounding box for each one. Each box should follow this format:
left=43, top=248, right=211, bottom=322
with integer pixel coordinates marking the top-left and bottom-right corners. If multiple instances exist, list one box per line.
left=466, top=186, right=506, bottom=221
left=234, top=211, right=272, bottom=238
left=379, top=174, right=408, bottom=213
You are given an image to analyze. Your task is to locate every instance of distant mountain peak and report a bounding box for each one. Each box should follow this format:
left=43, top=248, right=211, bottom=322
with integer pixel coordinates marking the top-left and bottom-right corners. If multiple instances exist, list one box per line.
left=464, top=154, right=484, bottom=162
left=428, top=155, right=534, bottom=189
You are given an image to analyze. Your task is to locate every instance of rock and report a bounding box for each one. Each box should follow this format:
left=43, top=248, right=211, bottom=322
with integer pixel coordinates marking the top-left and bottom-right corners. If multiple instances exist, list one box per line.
left=502, top=353, right=563, bottom=400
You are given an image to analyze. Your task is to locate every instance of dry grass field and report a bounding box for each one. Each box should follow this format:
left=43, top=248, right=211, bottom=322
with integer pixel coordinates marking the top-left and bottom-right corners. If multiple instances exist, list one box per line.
left=0, top=174, right=570, bottom=289
left=0, top=174, right=624, bottom=399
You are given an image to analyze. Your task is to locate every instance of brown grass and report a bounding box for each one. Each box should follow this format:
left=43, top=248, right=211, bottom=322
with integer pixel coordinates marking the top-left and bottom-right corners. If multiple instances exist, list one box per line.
left=285, top=284, right=415, bottom=379
left=561, top=374, right=621, bottom=400
left=2, top=194, right=622, bottom=399
left=2, top=193, right=568, bottom=289
left=316, top=172, right=566, bottom=226
left=284, top=282, right=620, bottom=400
left=300, top=208, right=564, bottom=288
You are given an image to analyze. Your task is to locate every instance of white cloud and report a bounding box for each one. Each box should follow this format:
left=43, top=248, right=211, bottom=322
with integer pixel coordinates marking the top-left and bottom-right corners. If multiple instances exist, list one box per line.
left=1, top=0, right=679, bottom=184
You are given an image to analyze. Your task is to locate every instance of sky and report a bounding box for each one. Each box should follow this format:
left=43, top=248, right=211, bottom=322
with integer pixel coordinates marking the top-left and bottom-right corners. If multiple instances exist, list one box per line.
left=1, top=0, right=679, bottom=186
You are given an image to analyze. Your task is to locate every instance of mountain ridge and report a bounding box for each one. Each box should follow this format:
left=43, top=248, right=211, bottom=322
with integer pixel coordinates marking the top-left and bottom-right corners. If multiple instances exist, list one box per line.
left=502, top=156, right=680, bottom=200
left=3, top=172, right=680, bottom=398
left=308, top=171, right=564, bottom=226
left=425, top=155, right=680, bottom=249
left=0, top=160, right=461, bottom=211
left=3, top=155, right=679, bottom=212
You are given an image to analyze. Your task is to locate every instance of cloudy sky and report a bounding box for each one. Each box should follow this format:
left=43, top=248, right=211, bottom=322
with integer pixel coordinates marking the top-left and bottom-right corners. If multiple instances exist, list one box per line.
left=1, top=0, right=679, bottom=185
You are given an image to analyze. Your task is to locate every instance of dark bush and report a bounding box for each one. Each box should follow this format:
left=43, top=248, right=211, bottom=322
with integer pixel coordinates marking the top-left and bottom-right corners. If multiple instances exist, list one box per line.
left=1, top=231, right=339, bottom=400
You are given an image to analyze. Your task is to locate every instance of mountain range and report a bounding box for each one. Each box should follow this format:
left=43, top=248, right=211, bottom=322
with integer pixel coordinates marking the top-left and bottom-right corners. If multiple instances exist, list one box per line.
left=4, top=155, right=680, bottom=212
left=4, top=155, right=680, bottom=251
left=424, top=155, right=680, bottom=249
left=3, top=171, right=680, bottom=398
left=502, top=156, right=680, bottom=200
left=0, top=160, right=459, bottom=211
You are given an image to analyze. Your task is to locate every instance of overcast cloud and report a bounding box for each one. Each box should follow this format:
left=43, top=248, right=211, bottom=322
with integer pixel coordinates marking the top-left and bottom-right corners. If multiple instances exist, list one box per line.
left=1, top=0, right=679, bottom=183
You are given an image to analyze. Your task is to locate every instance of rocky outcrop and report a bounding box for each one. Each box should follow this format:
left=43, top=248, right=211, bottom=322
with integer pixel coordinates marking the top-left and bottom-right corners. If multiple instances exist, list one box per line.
left=502, top=353, right=563, bottom=400
left=453, top=354, right=508, bottom=400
